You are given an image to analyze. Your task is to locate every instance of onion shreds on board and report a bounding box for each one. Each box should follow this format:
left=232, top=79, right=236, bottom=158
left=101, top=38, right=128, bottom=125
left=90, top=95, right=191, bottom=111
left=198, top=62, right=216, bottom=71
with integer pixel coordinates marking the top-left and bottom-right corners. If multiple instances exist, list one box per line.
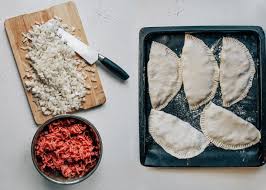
left=35, top=118, right=100, bottom=178
left=22, top=17, right=87, bottom=115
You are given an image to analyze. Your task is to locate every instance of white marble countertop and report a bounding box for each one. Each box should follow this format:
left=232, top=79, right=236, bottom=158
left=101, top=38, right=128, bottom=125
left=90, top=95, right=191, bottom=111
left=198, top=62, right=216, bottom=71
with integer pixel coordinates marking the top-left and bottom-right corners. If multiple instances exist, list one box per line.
left=0, top=0, right=266, bottom=189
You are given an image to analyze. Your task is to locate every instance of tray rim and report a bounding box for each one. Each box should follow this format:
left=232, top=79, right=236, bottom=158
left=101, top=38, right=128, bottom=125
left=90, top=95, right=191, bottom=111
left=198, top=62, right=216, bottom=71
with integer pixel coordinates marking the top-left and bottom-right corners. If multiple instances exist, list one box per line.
left=138, top=25, right=266, bottom=167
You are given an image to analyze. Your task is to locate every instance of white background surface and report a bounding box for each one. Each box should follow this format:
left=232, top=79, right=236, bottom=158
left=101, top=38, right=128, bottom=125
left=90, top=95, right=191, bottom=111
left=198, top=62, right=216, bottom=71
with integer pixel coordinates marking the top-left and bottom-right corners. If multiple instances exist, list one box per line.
left=0, top=0, right=266, bottom=189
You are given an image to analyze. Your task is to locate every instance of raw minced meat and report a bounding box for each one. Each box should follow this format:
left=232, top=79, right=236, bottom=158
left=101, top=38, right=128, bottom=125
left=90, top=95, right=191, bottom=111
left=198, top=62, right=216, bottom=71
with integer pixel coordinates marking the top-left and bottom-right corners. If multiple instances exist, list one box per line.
left=35, top=118, right=100, bottom=178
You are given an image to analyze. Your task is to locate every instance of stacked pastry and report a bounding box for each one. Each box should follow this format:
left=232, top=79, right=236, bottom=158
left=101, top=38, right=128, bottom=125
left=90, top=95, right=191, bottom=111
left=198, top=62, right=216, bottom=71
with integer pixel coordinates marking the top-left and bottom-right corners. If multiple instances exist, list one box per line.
left=147, top=35, right=261, bottom=159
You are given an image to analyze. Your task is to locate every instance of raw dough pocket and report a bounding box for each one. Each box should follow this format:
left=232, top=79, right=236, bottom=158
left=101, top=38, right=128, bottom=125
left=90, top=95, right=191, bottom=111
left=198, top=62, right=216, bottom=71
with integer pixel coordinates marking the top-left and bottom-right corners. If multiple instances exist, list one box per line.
left=149, top=109, right=209, bottom=159
left=182, top=34, right=219, bottom=110
left=148, top=41, right=182, bottom=110
left=220, top=37, right=255, bottom=107
left=200, top=102, right=261, bottom=150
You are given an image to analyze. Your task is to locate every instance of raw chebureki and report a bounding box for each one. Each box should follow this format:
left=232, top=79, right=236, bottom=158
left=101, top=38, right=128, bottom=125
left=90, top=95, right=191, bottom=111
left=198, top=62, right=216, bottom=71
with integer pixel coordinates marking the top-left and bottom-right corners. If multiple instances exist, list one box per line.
left=148, top=41, right=182, bottom=110
left=220, top=37, right=255, bottom=107
left=149, top=109, right=209, bottom=159
left=146, top=34, right=259, bottom=158
left=181, top=34, right=219, bottom=110
left=200, top=102, right=261, bottom=150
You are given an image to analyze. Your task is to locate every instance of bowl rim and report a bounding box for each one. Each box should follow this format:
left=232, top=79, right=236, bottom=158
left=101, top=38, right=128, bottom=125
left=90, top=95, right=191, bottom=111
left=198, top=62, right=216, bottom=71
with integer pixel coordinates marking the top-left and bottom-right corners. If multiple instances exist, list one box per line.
left=31, top=114, right=103, bottom=185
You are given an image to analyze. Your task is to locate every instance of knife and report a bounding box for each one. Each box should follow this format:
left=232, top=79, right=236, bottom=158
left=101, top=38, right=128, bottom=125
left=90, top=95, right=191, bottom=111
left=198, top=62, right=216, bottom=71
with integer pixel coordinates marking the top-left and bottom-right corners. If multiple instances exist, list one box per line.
left=57, top=28, right=129, bottom=80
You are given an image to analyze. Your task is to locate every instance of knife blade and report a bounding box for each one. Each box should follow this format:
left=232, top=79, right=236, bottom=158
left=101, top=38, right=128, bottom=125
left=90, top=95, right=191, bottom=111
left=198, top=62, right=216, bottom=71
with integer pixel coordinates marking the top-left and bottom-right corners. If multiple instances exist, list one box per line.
left=57, top=28, right=129, bottom=80
left=57, top=28, right=98, bottom=64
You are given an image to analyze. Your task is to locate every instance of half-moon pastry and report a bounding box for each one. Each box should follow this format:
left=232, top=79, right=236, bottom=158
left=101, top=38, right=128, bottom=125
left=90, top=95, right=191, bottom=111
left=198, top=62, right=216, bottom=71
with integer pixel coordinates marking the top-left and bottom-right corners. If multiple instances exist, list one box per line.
left=147, top=41, right=182, bottom=110
left=182, top=34, right=219, bottom=110
left=220, top=37, right=255, bottom=107
left=200, top=102, right=261, bottom=150
left=149, top=109, right=209, bottom=159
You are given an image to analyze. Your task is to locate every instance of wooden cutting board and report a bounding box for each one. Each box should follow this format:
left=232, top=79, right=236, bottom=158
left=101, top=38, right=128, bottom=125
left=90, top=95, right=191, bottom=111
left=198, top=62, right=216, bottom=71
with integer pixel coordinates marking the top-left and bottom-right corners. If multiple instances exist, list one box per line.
left=4, top=1, right=106, bottom=125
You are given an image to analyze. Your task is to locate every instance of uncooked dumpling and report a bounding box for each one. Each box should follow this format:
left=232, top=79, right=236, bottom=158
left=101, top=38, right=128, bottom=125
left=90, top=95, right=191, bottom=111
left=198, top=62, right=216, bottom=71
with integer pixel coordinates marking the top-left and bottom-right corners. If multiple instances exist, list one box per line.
left=182, top=34, right=219, bottom=110
left=148, top=41, right=182, bottom=110
left=149, top=109, right=209, bottom=159
left=200, top=102, right=261, bottom=150
left=220, top=37, right=255, bottom=107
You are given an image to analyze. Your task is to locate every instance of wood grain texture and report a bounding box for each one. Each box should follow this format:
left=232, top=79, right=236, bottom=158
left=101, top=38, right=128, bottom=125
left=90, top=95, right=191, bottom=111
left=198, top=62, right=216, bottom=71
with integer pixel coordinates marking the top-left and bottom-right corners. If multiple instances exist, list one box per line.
left=4, top=1, right=106, bottom=125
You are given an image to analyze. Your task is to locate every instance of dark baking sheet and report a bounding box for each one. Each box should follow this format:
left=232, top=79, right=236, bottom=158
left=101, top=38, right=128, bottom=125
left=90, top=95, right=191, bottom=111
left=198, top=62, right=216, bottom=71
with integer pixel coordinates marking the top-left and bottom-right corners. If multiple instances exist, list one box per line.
left=139, top=26, right=266, bottom=167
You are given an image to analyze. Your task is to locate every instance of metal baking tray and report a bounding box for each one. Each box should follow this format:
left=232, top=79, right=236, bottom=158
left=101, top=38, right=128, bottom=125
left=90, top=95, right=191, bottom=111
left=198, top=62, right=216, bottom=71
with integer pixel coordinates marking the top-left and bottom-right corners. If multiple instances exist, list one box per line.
left=139, top=26, right=266, bottom=167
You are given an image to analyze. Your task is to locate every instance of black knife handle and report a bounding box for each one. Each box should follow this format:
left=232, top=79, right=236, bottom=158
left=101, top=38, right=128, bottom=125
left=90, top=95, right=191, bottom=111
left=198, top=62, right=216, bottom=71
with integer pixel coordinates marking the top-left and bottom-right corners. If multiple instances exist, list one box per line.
left=99, top=55, right=129, bottom=80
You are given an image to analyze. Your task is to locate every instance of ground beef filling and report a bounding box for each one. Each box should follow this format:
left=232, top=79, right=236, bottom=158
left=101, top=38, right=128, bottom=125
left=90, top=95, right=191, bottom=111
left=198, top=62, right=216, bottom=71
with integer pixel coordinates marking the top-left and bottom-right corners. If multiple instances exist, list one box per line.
left=35, top=118, right=100, bottom=178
